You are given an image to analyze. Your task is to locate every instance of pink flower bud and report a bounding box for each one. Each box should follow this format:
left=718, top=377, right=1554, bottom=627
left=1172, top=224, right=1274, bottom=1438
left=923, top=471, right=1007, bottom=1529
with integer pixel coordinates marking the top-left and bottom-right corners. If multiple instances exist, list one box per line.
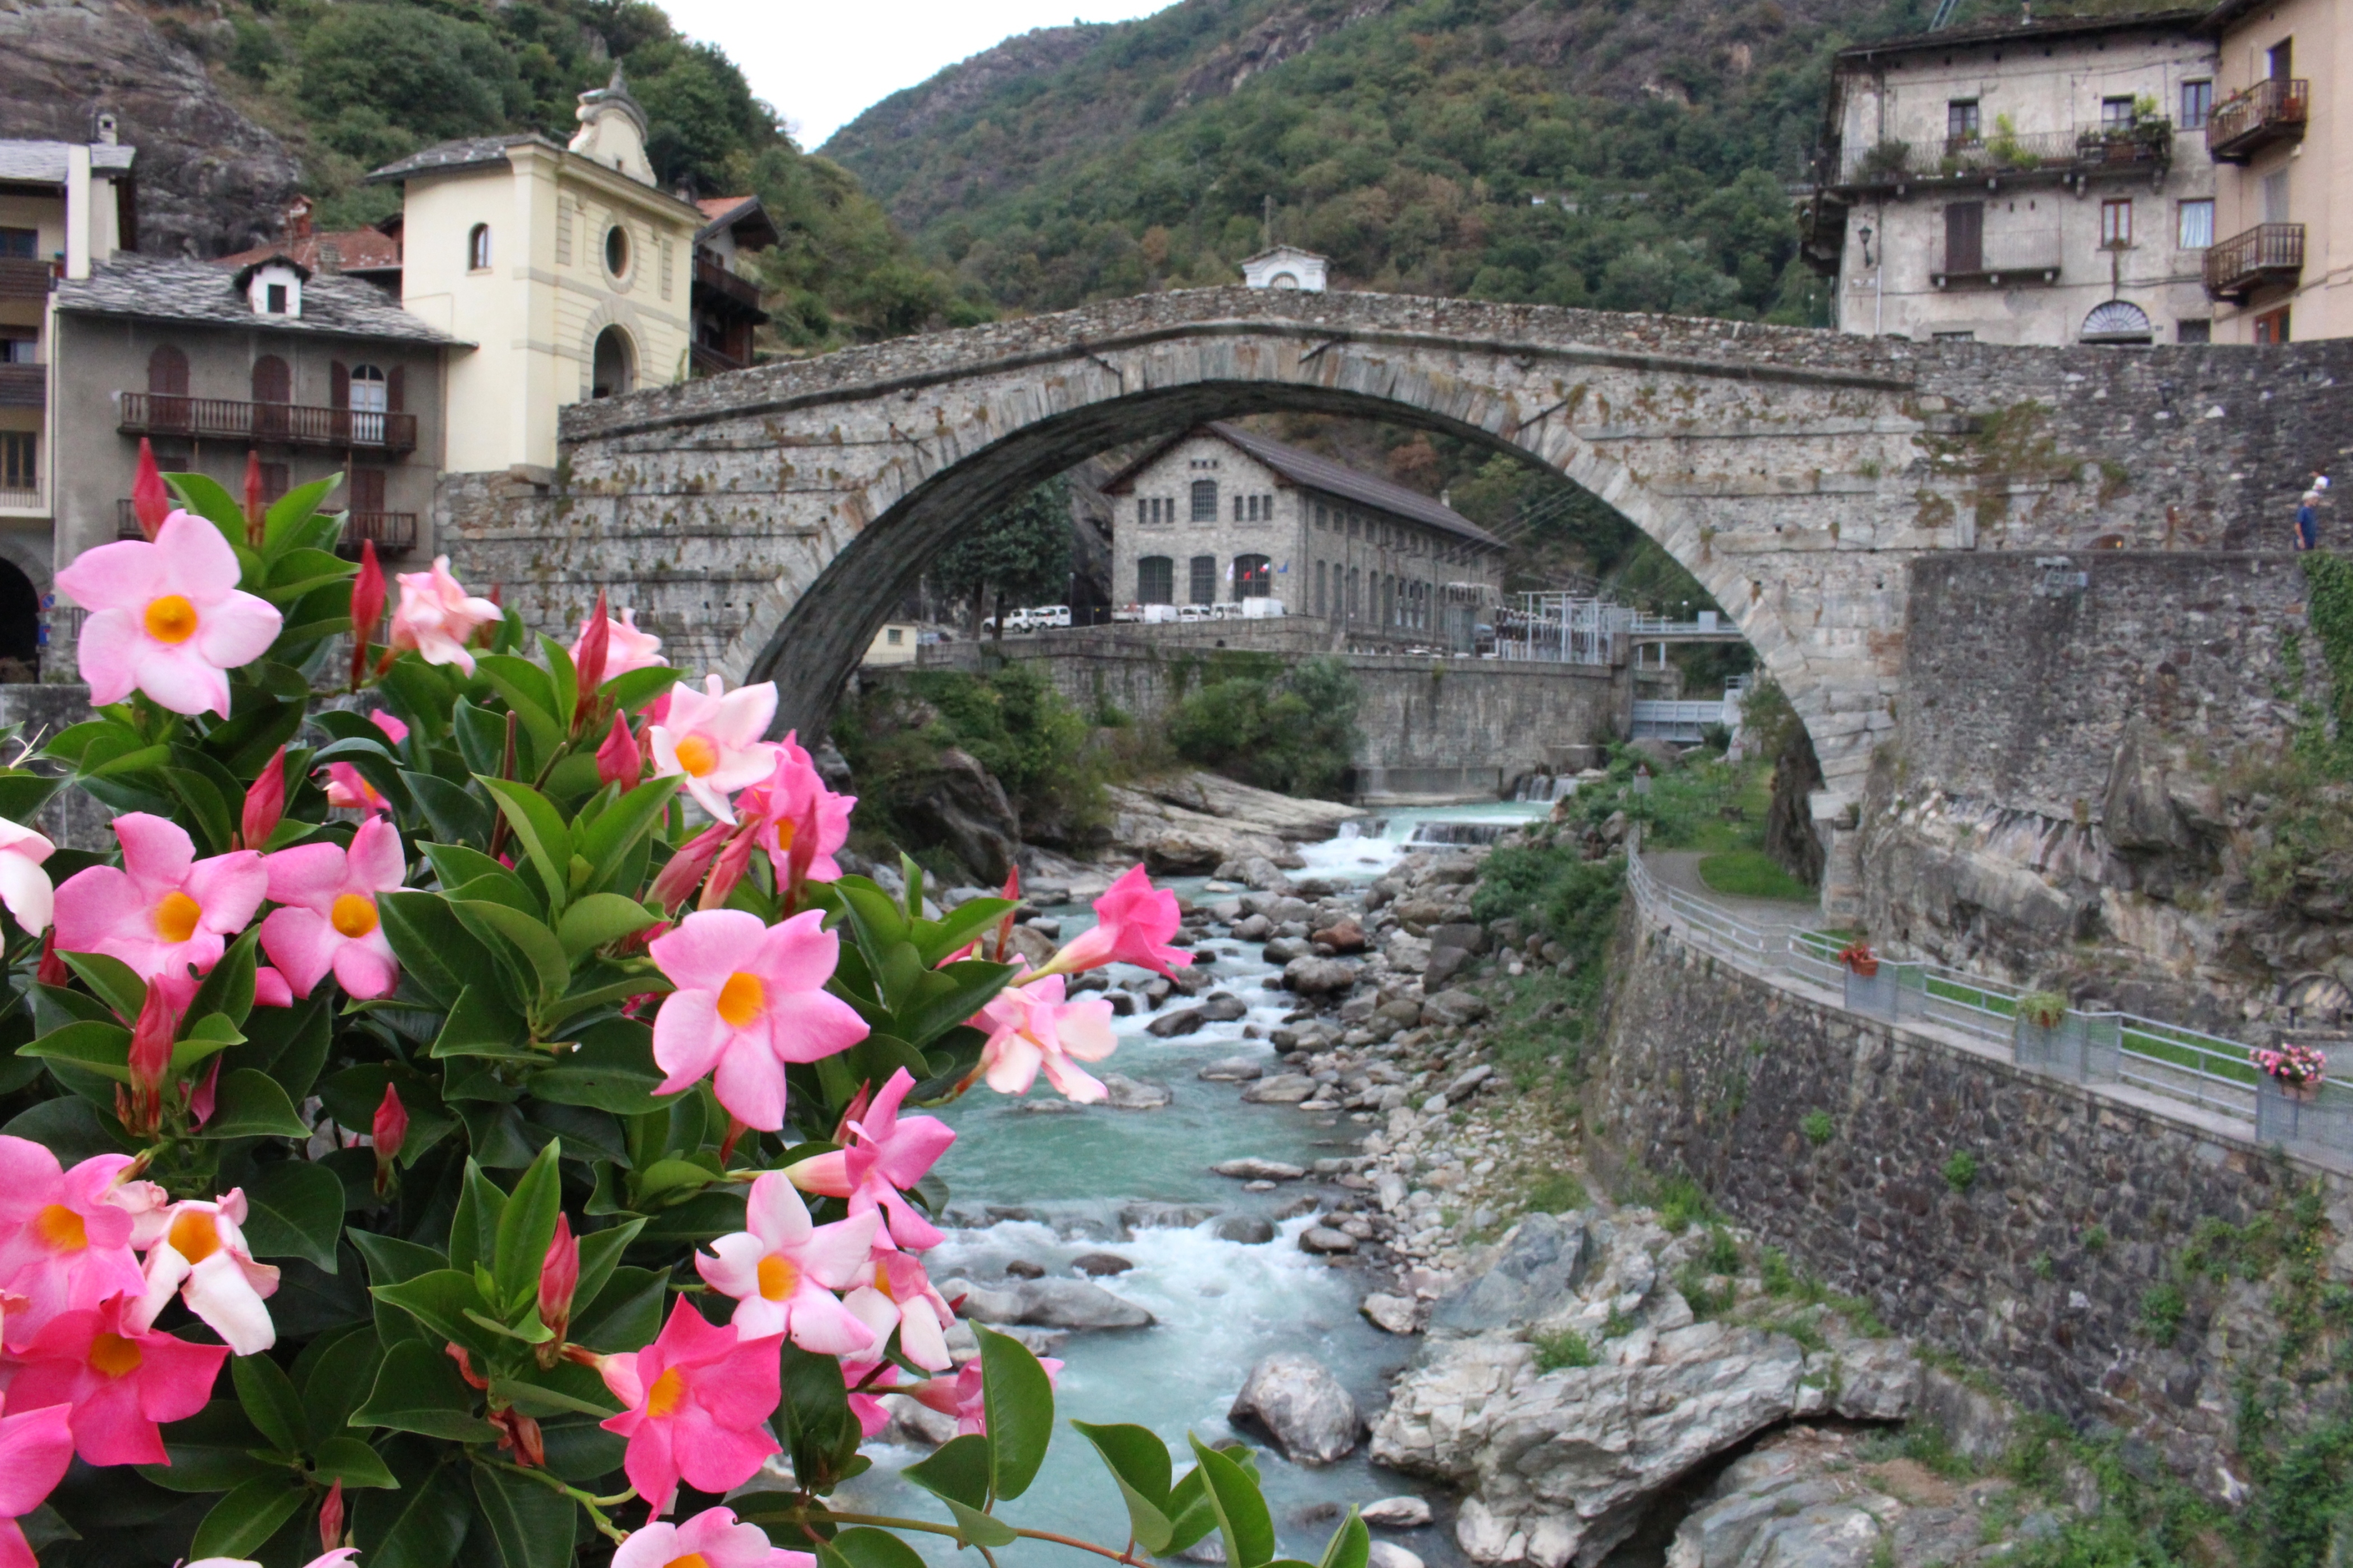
left=697, top=827, right=759, bottom=911
left=596, top=712, right=642, bottom=791
left=242, top=746, right=286, bottom=850
left=132, top=439, right=170, bottom=540
left=648, top=822, right=730, bottom=911
left=539, top=1213, right=578, bottom=1336
left=126, top=983, right=175, bottom=1136
left=319, top=1478, right=344, bottom=1552
left=372, top=1083, right=407, bottom=1195
left=35, top=929, right=67, bottom=989
left=349, top=540, right=386, bottom=692
left=573, top=590, right=610, bottom=731
left=242, top=449, right=265, bottom=547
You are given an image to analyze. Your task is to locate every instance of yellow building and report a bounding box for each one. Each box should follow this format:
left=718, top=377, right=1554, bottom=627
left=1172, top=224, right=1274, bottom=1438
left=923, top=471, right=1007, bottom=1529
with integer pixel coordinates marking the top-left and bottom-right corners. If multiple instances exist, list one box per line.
left=364, top=68, right=703, bottom=479
left=2199, top=0, right=2345, bottom=341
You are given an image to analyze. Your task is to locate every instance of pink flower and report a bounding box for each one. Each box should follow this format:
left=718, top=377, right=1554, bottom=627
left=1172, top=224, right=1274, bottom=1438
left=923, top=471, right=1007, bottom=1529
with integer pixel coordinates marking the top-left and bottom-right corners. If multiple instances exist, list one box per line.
left=841, top=1068, right=955, bottom=1250
left=0, top=1140, right=147, bottom=1346
left=910, top=1354, right=1064, bottom=1437
left=128, top=1192, right=280, bottom=1355
left=840, top=1360, right=898, bottom=1439
left=975, top=970, right=1118, bottom=1104
left=572, top=605, right=665, bottom=682
left=258, top=816, right=405, bottom=1000
left=597, top=712, right=644, bottom=790
left=52, top=814, right=266, bottom=987
left=1045, top=866, right=1194, bottom=978
left=597, top=1297, right=783, bottom=1514
left=387, top=555, right=501, bottom=676
left=0, top=818, right=53, bottom=936
left=321, top=712, right=407, bottom=813
left=696, top=1172, right=879, bottom=1353
left=190, top=1555, right=357, bottom=1568
left=612, top=1506, right=813, bottom=1568
left=736, top=733, right=855, bottom=891
left=841, top=1245, right=957, bottom=1371
left=647, top=909, right=868, bottom=1132
left=0, top=1398, right=73, bottom=1568
left=252, top=966, right=294, bottom=1008
left=7, top=1295, right=227, bottom=1465
left=55, top=511, right=282, bottom=718
left=647, top=676, right=780, bottom=824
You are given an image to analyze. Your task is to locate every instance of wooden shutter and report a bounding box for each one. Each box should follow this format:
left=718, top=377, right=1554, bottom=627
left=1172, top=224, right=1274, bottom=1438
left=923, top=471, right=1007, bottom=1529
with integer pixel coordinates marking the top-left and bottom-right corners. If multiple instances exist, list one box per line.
left=351, top=469, right=386, bottom=513
left=329, top=361, right=349, bottom=409
left=250, top=356, right=289, bottom=402
left=386, top=364, right=405, bottom=412
left=1944, top=202, right=1984, bottom=274
left=147, top=345, right=188, bottom=396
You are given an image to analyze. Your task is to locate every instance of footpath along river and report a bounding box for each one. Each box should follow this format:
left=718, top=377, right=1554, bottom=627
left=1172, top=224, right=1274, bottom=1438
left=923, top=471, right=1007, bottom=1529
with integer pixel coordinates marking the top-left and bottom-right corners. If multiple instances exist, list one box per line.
left=827, top=800, right=1553, bottom=1566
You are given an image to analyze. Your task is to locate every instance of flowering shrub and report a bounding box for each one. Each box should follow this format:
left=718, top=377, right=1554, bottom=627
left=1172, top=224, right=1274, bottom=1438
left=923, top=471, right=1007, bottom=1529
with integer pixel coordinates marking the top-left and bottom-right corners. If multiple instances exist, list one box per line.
left=0, top=456, right=1367, bottom=1568
left=2252, top=1042, right=2327, bottom=1091
left=1834, top=941, right=1876, bottom=978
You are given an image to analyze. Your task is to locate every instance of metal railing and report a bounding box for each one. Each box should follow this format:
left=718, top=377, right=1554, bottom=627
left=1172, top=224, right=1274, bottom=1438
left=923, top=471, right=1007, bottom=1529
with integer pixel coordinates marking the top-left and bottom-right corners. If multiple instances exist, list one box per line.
left=336, top=512, right=417, bottom=559
left=1623, top=829, right=2353, bottom=1162
left=118, top=392, right=416, bottom=455
left=693, top=252, right=763, bottom=311
left=2207, top=77, right=2309, bottom=161
left=2203, top=222, right=2305, bottom=302
left=0, top=364, right=43, bottom=411
left=0, top=258, right=54, bottom=301
left=0, top=481, right=40, bottom=513
left=1832, top=124, right=2170, bottom=189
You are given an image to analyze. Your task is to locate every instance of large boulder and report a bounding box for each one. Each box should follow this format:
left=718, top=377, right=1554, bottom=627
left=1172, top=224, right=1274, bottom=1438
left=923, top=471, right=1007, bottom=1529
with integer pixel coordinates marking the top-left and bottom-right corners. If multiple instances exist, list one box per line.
left=1372, top=1322, right=1810, bottom=1568
left=900, top=748, right=1021, bottom=883
left=1285, top=956, right=1360, bottom=995
left=939, top=1276, right=1155, bottom=1330
left=1422, top=990, right=1491, bottom=1027
left=1430, top=1213, right=1594, bottom=1335
left=1229, top=1352, right=1362, bottom=1465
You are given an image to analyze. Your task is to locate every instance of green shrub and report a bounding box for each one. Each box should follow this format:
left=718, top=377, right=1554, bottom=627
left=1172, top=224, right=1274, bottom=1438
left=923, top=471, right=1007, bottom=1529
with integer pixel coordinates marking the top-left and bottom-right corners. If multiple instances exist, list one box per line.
left=2082, top=1224, right=2110, bottom=1253
left=1702, top=1226, right=1742, bottom=1276
left=1524, top=1172, right=1589, bottom=1215
left=1532, top=1329, right=1599, bottom=1371
left=2017, top=990, right=2071, bottom=1029
left=1761, top=1248, right=1798, bottom=1296
left=2139, top=1282, right=2186, bottom=1341
left=1601, top=1306, right=1637, bottom=1338
left=1697, top=848, right=1816, bottom=901
left=1943, top=1150, right=1980, bottom=1193
left=1800, top=1109, right=1835, bottom=1145
left=1470, top=846, right=1625, bottom=1090
left=1654, top=1174, right=1715, bottom=1234
left=1677, top=1261, right=1733, bottom=1319
left=1166, top=654, right=1362, bottom=798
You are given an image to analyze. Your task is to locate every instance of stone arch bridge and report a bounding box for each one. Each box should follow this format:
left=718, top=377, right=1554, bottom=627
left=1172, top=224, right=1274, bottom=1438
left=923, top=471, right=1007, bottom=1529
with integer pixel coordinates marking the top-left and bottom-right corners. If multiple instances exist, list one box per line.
left=443, top=286, right=2349, bottom=839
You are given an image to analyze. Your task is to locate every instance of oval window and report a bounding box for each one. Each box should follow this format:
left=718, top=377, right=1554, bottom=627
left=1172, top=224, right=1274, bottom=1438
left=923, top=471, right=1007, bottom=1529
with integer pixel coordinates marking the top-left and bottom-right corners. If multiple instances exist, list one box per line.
left=605, top=224, right=630, bottom=278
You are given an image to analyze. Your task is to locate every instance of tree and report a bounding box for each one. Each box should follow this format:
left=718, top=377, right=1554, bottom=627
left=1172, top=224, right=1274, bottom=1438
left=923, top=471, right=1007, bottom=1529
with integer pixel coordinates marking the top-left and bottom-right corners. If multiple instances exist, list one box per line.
left=930, top=477, right=1074, bottom=636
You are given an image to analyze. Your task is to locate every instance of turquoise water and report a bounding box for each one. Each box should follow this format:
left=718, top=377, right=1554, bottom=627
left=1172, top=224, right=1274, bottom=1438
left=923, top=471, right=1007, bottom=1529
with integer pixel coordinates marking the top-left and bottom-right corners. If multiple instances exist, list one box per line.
left=829, top=799, right=1552, bottom=1564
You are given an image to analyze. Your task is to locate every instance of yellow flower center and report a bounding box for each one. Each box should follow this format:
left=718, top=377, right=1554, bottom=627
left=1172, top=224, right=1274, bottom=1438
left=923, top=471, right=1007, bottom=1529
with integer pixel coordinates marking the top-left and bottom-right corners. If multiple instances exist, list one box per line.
left=331, top=892, right=380, bottom=939
left=168, top=1209, right=220, bottom=1264
left=32, top=1204, right=86, bottom=1252
left=89, top=1332, right=143, bottom=1379
left=153, top=890, right=203, bottom=944
left=644, top=1367, right=688, bottom=1419
left=757, top=1255, right=799, bottom=1301
left=673, top=734, right=720, bottom=778
left=716, top=971, right=764, bottom=1027
left=142, top=594, right=198, bottom=645
left=664, top=1556, right=713, bottom=1568
left=872, top=1263, right=898, bottom=1301
left=773, top=820, right=796, bottom=853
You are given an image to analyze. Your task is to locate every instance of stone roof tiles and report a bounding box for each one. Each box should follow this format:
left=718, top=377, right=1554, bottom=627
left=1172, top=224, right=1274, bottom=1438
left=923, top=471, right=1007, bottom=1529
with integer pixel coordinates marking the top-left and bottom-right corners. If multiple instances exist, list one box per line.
left=53, top=254, right=461, bottom=345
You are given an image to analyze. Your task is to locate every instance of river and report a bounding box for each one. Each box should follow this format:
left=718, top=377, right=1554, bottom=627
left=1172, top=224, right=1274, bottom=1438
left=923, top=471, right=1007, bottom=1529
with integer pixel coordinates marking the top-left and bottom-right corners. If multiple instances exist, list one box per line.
left=831, top=798, right=1554, bottom=1564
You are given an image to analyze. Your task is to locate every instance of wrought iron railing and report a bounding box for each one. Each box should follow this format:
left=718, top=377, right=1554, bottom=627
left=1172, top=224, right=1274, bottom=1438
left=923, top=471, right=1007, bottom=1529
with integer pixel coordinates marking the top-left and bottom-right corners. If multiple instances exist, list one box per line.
left=2207, top=77, right=2309, bottom=161
left=336, top=512, right=417, bottom=559
left=117, top=392, right=416, bottom=454
left=693, top=252, right=762, bottom=310
left=1623, top=829, right=2353, bottom=1163
left=1833, top=124, right=2170, bottom=189
left=2202, top=222, right=2304, bottom=301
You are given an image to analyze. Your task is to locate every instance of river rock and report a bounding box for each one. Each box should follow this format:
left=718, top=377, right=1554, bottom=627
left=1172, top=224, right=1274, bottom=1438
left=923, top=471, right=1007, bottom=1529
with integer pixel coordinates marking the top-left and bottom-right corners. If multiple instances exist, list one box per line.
left=1312, top=918, right=1368, bottom=953
left=1004, top=1260, right=1046, bottom=1279
left=1422, top=989, right=1491, bottom=1027
left=1125, top=1201, right=1223, bottom=1230
left=900, top=747, right=1021, bottom=883
left=1233, top=913, right=1274, bottom=940
left=1214, top=1157, right=1305, bottom=1180
left=1446, top=1064, right=1496, bottom=1098
left=1430, top=1212, right=1594, bottom=1335
left=940, top=1276, right=1154, bottom=1329
left=1264, top=937, right=1312, bottom=963
left=1148, top=1008, right=1208, bottom=1039
left=879, top=1392, right=959, bottom=1448
left=1071, top=1252, right=1134, bottom=1276
left=1200, top=1056, right=1264, bottom=1082
left=1360, top=1293, right=1420, bottom=1335
left=1100, top=1073, right=1172, bottom=1109
left=1366, top=1545, right=1426, bottom=1568
left=1371, top=1323, right=1809, bottom=1568
left=1242, top=1074, right=1316, bottom=1104
left=1215, top=1214, right=1277, bottom=1243
left=1285, top=956, right=1361, bottom=995
left=1362, top=1497, right=1434, bottom=1529
left=1300, top=1226, right=1357, bottom=1254
left=1229, top=1352, right=1362, bottom=1465
left=1201, top=993, right=1250, bottom=1022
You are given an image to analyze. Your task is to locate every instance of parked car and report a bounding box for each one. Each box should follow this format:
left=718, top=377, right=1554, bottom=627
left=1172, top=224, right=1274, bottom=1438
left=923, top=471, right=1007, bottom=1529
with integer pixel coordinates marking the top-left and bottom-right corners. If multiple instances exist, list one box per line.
left=1027, top=604, right=1073, bottom=628
left=1177, top=604, right=1213, bottom=622
left=1112, top=604, right=1143, bottom=623
left=1241, top=598, right=1285, bottom=619
left=1140, top=604, right=1180, bottom=624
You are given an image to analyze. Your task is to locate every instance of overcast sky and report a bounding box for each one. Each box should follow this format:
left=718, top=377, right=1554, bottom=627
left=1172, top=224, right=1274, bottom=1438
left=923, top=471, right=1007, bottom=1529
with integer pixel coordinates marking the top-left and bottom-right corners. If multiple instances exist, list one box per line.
left=660, top=0, right=1175, bottom=151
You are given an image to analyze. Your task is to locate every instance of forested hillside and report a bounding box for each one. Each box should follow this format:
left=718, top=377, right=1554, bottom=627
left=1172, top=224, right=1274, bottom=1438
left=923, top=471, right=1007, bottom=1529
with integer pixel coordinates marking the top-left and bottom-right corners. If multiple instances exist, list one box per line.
left=823, top=0, right=2129, bottom=323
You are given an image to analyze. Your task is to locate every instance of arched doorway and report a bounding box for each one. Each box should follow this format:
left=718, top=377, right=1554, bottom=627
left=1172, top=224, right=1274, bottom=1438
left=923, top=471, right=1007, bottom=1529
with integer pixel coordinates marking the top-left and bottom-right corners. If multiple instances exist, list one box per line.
left=591, top=328, right=635, bottom=399
left=0, top=559, right=40, bottom=679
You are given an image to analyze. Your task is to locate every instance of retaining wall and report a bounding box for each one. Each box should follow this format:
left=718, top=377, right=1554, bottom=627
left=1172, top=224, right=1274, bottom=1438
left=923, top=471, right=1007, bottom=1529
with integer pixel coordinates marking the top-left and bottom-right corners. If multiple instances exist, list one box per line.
left=1591, top=901, right=2353, bottom=1495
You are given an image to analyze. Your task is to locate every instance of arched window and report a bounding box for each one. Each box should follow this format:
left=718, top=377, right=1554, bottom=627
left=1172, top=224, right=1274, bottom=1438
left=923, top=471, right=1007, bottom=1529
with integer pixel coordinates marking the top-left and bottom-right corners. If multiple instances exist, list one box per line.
left=1189, top=555, right=1215, bottom=606
left=1234, top=554, right=1271, bottom=598
left=1190, top=480, right=1218, bottom=523
left=468, top=225, right=491, bottom=271
left=349, top=364, right=388, bottom=443
left=146, top=344, right=189, bottom=432
left=592, top=327, right=634, bottom=399
left=1137, top=556, right=1173, bottom=605
left=251, top=355, right=290, bottom=439
left=0, top=558, right=38, bottom=676
left=2081, top=300, right=2154, bottom=344
left=1315, top=561, right=1327, bottom=616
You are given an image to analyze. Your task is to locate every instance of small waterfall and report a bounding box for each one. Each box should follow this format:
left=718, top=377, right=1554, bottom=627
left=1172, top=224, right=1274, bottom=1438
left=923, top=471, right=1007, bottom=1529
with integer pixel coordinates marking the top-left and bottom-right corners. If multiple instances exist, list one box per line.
left=1513, top=774, right=1577, bottom=804
left=1409, top=821, right=1517, bottom=846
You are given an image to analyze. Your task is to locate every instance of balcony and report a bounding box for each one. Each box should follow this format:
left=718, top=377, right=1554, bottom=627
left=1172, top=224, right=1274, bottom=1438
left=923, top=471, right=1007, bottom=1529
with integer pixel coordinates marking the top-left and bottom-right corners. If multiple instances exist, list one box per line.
left=2203, top=222, right=2304, bottom=303
left=691, top=341, right=750, bottom=378
left=692, top=252, right=764, bottom=314
left=0, top=365, right=40, bottom=410
left=2207, top=78, right=2308, bottom=164
left=335, top=511, right=417, bottom=559
left=0, top=258, right=54, bottom=301
left=118, top=392, right=416, bottom=455
left=1830, top=123, right=2172, bottom=194
left=0, top=479, right=41, bottom=515
left=1931, top=258, right=2061, bottom=290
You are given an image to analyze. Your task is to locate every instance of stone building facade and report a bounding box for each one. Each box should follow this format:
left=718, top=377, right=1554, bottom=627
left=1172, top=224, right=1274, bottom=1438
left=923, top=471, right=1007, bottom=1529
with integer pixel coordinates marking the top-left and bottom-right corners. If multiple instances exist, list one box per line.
left=2198, top=0, right=2346, bottom=342
left=1806, top=11, right=2221, bottom=346
left=1099, top=422, right=1506, bottom=646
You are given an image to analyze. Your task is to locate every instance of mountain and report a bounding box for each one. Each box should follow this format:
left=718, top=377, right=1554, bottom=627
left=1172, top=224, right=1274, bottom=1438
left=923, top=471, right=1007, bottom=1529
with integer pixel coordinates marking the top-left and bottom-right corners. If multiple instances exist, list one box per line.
left=822, top=0, right=2103, bottom=322
left=0, top=0, right=976, bottom=350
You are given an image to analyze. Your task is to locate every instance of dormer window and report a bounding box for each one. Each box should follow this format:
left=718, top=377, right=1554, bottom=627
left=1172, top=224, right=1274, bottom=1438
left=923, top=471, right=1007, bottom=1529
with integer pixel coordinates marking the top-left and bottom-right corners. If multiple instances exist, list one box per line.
left=265, top=284, right=287, bottom=314
left=468, top=224, right=491, bottom=271
left=238, top=259, right=306, bottom=319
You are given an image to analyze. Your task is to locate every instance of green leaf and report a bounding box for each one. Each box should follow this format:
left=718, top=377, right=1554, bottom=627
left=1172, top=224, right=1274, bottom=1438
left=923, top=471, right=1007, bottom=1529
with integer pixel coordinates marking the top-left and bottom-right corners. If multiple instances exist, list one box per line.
left=895, top=959, right=1022, bottom=1049
left=478, top=777, right=574, bottom=914
left=1073, top=1421, right=1177, bottom=1554
left=470, top=1457, right=579, bottom=1568
left=354, top=1450, right=473, bottom=1568
left=0, top=771, right=63, bottom=823
left=429, top=985, right=538, bottom=1062
left=191, top=1477, right=309, bottom=1561
left=299, top=1325, right=384, bottom=1440
left=20, top=1020, right=132, bottom=1082
left=917, top=897, right=1018, bottom=968
left=1188, top=1436, right=1277, bottom=1568
left=477, top=655, right=565, bottom=755
left=903, top=1432, right=993, bottom=1510
left=203, top=1069, right=311, bottom=1138
left=378, top=890, right=505, bottom=1009
left=183, top=925, right=259, bottom=1034
left=142, top=1399, right=281, bottom=1493
left=309, top=1435, right=400, bottom=1490
left=576, top=776, right=680, bottom=895
left=405, top=773, right=495, bottom=848
left=163, top=766, right=235, bottom=855
left=263, top=475, right=340, bottom=550
left=1, top=1096, right=126, bottom=1164
left=555, top=892, right=657, bottom=959
left=567, top=1265, right=665, bottom=1352
left=973, top=1323, right=1054, bottom=1501
left=568, top=1217, right=645, bottom=1316
left=827, top=1527, right=932, bottom=1568
left=528, top=1018, right=665, bottom=1114
left=943, top=1498, right=1020, bottom=1549
left=231, top=1347, right=310, bottom=1454
left=57, top=950, right=147, bottom=1021
left=240, top=1159, right=345, bottom=1272
left=603, top=664, right=680, bottom=714
left=454, top=899, right=573, bottom=1005
left=351, top=1342, right=497, bottom=1441
left=492, top=1138, right=564, bottom=1314
left=1317, top=1510, right=1370, bottom=1568
left=372, top=1269, right=493, bottom=1352
left=449, top=1159, right=509, bottom=1275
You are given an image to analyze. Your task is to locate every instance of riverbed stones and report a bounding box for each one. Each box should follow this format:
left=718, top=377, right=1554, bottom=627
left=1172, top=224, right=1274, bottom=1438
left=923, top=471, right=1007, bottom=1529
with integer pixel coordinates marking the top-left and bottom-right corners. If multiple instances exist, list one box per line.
left=1215, top=1215, right=1278, bottom=1243
left=1200, top=1056, right=1264, bottom=1081
left=1072, top=1252, right=1134, bottom=1276
left=1201, top=993, right=1250, bottom=1022
left=1365, top=1544, right=1426, bottom=1568
left=1361, top=1496, right=1435, bottom=1530
left=1360, top=1293, right=1420, bottom=1334
left=1284, top=956, right=1360, bottom=995
left=1229, top=1352, right=1363, bottom=1465
left=940, top=1276, right=1155, bottom=1329
left=1242, top=1074, right=1316, bottom=1104
left=1214, top=1157, right=1306, bottom=1180
left=1100, top=1073, right=1172, bottom=1109
left=1421, top=989, right=1491, bottom=1027
left=1313, top=918, right=1368, bottom=953
left=1300, top=1226, right=1357, bottom=1254
left=1147, top=1008, right=1208, bottom=1038
left=1429, top=1212, right=1594, bottom=1336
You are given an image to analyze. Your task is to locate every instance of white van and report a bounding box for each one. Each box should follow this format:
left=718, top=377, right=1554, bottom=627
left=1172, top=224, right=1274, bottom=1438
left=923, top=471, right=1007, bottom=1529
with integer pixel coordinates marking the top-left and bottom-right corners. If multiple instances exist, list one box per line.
left=1241, top=598, right=1286, bottom=619
left=1029, top=605, right=1073, bottom=628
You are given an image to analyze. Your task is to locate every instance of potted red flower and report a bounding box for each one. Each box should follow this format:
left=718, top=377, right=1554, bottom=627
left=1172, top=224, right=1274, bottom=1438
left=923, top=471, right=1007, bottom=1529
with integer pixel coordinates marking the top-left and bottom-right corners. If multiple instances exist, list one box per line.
left=1837, top=940, right=1878, bottom=978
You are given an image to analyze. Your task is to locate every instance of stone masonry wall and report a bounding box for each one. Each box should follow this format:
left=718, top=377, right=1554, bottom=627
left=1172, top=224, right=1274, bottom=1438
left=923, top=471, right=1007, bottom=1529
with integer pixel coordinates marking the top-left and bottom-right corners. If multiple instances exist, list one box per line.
left=1590, top=906, right=2353, bottom=1496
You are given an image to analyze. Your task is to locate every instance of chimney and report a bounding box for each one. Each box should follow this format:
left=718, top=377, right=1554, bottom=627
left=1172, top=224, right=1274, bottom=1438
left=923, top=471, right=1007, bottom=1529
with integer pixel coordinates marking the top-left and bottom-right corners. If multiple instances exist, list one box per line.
left=94, top=111, right=119, bottom=146
left=287, top=196, right=314, bottom=243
